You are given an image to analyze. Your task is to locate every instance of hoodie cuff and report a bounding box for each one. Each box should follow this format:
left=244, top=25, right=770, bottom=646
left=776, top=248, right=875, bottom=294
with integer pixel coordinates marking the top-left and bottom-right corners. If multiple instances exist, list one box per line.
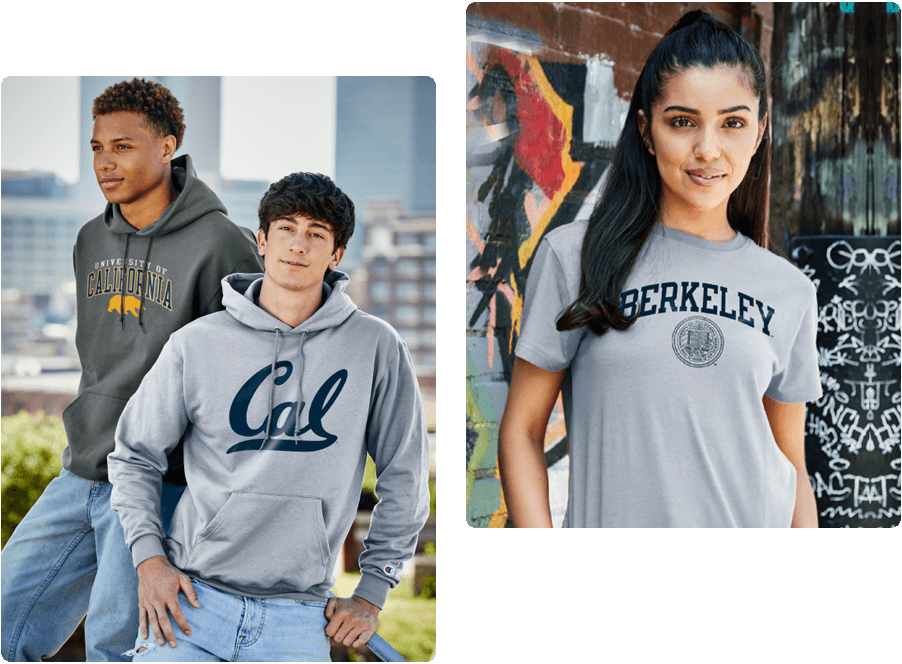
left=131, top=534, right=166, bottom=569
left=352, top=572, right=393, bottom=610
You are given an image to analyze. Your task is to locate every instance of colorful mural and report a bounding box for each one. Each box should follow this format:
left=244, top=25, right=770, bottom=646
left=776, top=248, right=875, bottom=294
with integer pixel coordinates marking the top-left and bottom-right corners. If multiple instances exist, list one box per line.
left=465, top=34, right=621, bottom=527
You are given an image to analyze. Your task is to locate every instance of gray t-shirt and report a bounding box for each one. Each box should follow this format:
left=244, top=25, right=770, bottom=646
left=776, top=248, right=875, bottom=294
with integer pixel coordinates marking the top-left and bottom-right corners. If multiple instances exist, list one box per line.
left=516, top=221, right=822, bottom=527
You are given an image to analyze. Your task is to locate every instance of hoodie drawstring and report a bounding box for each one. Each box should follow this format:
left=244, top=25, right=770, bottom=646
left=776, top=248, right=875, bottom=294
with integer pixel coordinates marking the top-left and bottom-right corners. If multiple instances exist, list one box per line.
left=260, top=328, right=282, bottom=451
left=119, top=234, right=132, bottom=330
left=118, top=234, right=153, bottom=333
left=260, top=328, right=310, bottom=450
left=294, top=331, right=308, bottom=443
left=137, top=238, right=154, bottom=334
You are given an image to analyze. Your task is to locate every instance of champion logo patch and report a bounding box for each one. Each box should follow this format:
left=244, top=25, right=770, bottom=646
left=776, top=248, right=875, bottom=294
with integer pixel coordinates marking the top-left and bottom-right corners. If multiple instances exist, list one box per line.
left=384, top=565, right=395, bottom=575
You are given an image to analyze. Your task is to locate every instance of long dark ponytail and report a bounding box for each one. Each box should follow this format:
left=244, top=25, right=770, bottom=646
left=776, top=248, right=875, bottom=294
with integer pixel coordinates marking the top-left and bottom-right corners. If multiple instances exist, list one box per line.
left=556, top=11, right=770, bottom=335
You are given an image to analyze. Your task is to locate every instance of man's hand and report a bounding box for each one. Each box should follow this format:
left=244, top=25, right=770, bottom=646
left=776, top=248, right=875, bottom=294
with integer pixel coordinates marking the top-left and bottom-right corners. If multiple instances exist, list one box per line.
left=136, top=555, right=201, bottom=648
left=324, top=596, right=380, bottom=649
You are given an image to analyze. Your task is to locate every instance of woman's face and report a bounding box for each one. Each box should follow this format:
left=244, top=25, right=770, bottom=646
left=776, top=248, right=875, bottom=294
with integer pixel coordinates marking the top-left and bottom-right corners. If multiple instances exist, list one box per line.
left=638, top=65, right=766, bottom=220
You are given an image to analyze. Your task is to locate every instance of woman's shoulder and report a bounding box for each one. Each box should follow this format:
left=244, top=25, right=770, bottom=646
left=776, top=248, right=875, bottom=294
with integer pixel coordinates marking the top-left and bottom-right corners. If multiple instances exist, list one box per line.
left=742, top=241, right=818, bottom=299
left=540, top=219, right=588, bottom=260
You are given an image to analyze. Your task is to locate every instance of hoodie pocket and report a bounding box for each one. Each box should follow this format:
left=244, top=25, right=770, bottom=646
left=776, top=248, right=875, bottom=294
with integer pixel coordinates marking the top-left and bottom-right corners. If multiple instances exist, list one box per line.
left=187, top=492, right=330, bottom=595
left=61, top=390, right=128, bottom=477
left=62, top=389, right=127, bottom=441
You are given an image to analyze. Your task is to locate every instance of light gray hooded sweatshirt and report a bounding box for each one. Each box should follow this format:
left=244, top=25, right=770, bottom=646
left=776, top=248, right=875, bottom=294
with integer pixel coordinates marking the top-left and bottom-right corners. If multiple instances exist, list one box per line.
left=109, top=271, right=430, bottom=608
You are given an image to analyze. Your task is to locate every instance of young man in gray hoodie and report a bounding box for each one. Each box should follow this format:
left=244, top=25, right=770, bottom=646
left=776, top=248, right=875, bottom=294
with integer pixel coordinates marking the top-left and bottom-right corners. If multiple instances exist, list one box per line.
left=108, top=172, right=431, bottom=661
left=0, top=79, right=263, bottom=662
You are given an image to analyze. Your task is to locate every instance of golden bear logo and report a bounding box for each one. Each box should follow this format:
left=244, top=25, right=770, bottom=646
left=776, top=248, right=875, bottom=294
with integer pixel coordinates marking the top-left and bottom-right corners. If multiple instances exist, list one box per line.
left=108, top=295, right=145, bottom=317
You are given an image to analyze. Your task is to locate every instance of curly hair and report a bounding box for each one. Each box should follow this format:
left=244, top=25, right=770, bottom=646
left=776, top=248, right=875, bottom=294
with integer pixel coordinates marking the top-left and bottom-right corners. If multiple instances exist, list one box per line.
left=92, top=78, right=185, bottom=149
left=258, top=173, right=355, bottom=250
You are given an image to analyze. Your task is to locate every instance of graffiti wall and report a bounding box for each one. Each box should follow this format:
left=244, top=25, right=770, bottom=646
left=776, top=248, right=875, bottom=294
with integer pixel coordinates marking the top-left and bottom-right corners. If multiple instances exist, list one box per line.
left=792, top=237, right=901, bottom=526
left=465, top=26, right=626, bottom=527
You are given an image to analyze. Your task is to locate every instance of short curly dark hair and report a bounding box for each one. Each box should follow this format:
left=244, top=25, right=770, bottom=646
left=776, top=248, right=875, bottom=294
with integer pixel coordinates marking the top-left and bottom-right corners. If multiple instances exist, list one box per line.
left=258, top=173, right=355, bottom=250
left=92, top=78, right=185, bottom=149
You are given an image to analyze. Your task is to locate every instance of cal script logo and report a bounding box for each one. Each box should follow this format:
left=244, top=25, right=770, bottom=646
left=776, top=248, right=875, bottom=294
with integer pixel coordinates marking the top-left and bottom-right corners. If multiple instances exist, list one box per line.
left=227, top=361, right=347, bottom=453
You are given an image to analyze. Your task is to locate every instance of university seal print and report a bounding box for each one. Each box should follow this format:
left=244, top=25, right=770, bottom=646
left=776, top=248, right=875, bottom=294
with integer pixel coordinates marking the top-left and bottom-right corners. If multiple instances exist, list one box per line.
left=672, top=316, right=725, bottom=368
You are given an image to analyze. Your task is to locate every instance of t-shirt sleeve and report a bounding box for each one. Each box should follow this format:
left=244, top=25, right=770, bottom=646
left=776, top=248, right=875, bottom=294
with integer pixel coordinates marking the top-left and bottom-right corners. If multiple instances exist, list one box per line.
left=765, top=285, right=822, bottom=403
left=514, top=238, right=584, bottom=371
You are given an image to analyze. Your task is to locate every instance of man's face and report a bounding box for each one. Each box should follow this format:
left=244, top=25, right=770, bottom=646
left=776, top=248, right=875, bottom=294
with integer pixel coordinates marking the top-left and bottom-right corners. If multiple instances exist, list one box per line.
left=91, top=112, right=174, bottom=206
left=257, top=215, right=344, bottom=296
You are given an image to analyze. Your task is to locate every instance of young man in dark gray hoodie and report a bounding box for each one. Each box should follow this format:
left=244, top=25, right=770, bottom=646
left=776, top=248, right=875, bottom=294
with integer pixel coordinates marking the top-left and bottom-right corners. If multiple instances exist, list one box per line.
left=1, top=78, right=262, bottom=662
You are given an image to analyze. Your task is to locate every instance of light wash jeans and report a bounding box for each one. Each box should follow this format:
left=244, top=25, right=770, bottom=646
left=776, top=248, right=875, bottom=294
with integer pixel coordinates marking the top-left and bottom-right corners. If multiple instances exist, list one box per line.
left=126, top=579, right=331, bottom=662
left=0, top=468, right=406, bottom=662
left=1, top=468, right=184, bottom=661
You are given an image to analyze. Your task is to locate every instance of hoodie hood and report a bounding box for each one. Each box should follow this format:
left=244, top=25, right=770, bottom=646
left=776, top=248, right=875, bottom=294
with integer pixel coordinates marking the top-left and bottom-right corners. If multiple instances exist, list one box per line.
left=101, top=155, right=230, bottom=332
left=103, top=155, right=227, bottom=237
left=222, top=270, right=358, bottom=333
left=222, top=270, right=359, bottom=450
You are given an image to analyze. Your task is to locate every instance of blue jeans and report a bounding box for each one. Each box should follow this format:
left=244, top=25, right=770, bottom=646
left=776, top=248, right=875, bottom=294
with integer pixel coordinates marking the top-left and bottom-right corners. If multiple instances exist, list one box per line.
left=127, top=579, right=331, bottom=662
left=1, top=468, right=184, bottom=661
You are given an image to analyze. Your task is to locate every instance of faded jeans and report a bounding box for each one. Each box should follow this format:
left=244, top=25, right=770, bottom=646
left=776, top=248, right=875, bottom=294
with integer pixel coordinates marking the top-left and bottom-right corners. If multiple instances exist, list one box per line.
left=1, top=468, right=184, bottom=661
left=126, top=579, right=331, bottom=662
